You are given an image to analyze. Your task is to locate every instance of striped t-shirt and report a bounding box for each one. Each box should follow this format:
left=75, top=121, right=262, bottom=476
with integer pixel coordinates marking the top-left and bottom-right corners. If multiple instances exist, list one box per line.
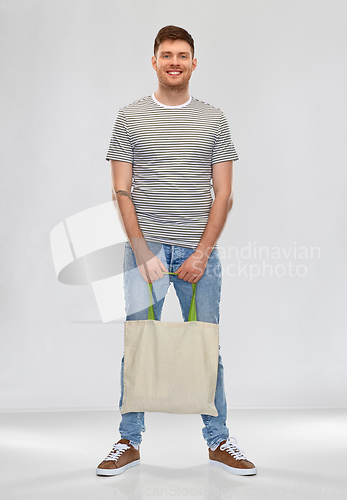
left=105, top=93, right=239, bottom=249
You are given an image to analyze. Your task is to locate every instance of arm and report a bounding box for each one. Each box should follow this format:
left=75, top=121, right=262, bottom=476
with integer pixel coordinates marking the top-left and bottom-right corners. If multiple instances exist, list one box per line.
left=176, top=160, right=233, bottom=282
left=196, top=160, right=234, bottom=258
left=110, top=160, right=168, bottom=282
left=111, top=160, right=145, bottom=247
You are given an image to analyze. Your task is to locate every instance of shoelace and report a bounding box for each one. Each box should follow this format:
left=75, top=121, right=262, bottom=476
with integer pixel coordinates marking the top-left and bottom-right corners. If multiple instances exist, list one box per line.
left=105, top=443, right=130, bottom=462
left=220, top=437, right=247, bottom=460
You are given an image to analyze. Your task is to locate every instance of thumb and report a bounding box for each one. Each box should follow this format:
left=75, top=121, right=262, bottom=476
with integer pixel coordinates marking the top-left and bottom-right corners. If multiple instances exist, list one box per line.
left=158, top=258, right=169, bottom=273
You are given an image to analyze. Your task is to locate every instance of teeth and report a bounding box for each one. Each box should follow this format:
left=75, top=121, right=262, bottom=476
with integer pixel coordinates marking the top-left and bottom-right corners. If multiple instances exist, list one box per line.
left=168, top=71, right=181, bottom=74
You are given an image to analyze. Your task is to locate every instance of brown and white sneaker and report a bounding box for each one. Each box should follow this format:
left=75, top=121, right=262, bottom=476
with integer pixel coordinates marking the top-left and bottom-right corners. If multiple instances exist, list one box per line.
left=209, top=437, right=257, bottom=476
left=96, top=438, right=140, bottom=476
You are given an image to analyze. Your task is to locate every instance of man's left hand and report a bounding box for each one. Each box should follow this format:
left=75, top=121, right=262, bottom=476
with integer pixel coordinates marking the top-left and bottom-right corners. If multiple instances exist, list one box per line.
left=176, top=250, right=208, bottom=283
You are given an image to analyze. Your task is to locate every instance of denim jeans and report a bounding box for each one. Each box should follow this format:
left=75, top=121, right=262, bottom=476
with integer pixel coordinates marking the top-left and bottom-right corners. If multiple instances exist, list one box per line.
left=119, top=240, right=230, bottom=450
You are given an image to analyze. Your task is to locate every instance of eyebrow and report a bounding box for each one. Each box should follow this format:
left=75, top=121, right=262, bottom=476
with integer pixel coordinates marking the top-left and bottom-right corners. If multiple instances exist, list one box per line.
left=160, top=51, right=190, bottom=55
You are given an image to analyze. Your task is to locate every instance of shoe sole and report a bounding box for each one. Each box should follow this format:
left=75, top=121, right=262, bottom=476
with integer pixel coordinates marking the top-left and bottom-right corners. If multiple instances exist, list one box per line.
left=209, top=459, right=257, bottom=476
left=96, top=459, right=140, bottom=476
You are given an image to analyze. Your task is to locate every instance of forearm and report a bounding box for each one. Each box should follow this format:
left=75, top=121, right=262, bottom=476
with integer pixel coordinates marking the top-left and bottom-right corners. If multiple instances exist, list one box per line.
left=195, top=194, right=233, bottom=259
left=112, top=189, right=148, bottom=253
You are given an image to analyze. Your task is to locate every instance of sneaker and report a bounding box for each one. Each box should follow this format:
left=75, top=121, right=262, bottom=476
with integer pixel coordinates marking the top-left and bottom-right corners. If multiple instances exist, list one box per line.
left=209, top=437, right=257, bottom=476
left=96, top=438, right=140, bottom=476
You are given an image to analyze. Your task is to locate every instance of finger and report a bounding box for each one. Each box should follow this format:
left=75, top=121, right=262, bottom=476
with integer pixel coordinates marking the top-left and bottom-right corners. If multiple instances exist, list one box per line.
left=158, top=261, right=169, bottom=273
left=143, top=262, right=152, bottom=281
left=188, top=274, right=199, bottom=283
left=141, top=265, right=152, bottom=283
left=156, top=266, right=166, bottom=278
left=157, top=267, right=167, bottom=279
left=144, top=271, right=152, bottom=283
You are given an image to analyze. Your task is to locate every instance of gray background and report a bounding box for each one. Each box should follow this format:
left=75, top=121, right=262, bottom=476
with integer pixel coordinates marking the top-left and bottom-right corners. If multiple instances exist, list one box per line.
left=1, top=0, right=346, bottom=410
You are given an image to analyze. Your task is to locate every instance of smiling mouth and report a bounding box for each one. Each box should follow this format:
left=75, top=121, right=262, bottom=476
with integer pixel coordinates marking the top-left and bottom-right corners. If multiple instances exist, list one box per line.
left=167, top=71, right=182, bottom=75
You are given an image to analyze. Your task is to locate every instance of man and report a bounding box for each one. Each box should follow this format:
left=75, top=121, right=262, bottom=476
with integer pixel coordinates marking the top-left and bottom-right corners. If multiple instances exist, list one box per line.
left=96, top=26, right=257, bottom=477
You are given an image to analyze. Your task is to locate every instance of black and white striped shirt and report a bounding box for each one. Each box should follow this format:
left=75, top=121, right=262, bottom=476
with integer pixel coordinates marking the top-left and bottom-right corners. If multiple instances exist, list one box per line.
left=106, top=93, right=239, bottom=249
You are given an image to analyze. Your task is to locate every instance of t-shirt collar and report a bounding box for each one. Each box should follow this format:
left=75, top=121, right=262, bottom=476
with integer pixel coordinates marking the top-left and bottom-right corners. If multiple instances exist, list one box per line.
left=151, top=92, right=192, bottom=109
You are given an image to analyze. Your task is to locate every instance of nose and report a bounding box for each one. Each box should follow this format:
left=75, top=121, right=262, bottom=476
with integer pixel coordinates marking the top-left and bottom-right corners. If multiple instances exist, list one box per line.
left=170, top=56, right=180, bottom=65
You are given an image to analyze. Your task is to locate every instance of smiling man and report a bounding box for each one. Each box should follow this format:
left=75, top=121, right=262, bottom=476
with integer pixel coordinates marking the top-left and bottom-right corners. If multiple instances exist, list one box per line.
left=96, top=25, right=257, bottom=477
left=152, top=39, right=197, bottom=98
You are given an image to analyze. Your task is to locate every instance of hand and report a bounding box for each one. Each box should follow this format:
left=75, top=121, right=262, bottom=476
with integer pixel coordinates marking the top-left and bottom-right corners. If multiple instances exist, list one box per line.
left=134, top=246, right=168, bottom=283
left=175, top=250, right=208, bottom=283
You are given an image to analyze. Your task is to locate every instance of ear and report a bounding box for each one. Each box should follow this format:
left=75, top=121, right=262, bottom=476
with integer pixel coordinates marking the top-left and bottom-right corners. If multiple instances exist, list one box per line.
left=151, top=55, right=157, bottom=71
left=192, top=58, right=197, bottom=71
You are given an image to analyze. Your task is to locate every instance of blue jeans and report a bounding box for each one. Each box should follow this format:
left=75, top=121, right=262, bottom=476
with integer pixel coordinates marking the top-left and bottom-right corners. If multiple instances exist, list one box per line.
left=119, top=241, right=230, bottom=450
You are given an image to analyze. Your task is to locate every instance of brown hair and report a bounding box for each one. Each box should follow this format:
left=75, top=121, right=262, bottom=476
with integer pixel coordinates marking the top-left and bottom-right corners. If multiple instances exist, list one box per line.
left=154, top=25, right=195, bottom=59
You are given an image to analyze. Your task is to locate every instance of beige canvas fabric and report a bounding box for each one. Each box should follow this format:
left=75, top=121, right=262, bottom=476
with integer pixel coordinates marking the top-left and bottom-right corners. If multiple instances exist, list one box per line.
left=121, top=319, right=219, bottom=416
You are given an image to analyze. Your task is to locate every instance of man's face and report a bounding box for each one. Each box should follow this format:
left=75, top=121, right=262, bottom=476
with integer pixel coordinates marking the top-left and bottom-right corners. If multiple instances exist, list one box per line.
left=151, top=39, right=197, bottom=90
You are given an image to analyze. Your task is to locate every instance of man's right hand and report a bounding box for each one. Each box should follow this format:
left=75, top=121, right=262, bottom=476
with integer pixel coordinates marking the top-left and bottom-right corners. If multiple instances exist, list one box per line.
left=133, top=245, right=169, bottom=283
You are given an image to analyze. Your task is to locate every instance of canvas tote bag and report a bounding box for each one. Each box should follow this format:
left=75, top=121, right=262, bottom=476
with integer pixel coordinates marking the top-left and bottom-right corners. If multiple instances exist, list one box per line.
left=120, top=272, right=219, bottom=416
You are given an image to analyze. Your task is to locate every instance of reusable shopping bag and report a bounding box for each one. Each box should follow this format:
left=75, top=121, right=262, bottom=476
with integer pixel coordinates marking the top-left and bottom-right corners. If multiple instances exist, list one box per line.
left=120, top=272, right=219, bottom=416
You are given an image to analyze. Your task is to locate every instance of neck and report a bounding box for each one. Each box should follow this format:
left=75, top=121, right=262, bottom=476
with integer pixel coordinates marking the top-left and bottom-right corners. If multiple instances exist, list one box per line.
left=154, top=84, right=190, bottom=106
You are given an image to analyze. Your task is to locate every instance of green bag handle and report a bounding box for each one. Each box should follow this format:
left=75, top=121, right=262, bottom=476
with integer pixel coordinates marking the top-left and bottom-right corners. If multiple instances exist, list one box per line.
left=147, top=272, right=197, bottom=321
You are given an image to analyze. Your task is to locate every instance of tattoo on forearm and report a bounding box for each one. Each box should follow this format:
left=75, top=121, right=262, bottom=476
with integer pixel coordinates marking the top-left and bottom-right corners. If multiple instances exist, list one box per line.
left=116, top=190, right=131, bottom=200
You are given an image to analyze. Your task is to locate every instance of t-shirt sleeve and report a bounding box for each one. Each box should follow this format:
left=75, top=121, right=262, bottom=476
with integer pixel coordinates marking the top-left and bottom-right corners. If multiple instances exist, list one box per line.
left=105, top=109, right=133, bottom=163
left=211, top=112, right=239, bottom=165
